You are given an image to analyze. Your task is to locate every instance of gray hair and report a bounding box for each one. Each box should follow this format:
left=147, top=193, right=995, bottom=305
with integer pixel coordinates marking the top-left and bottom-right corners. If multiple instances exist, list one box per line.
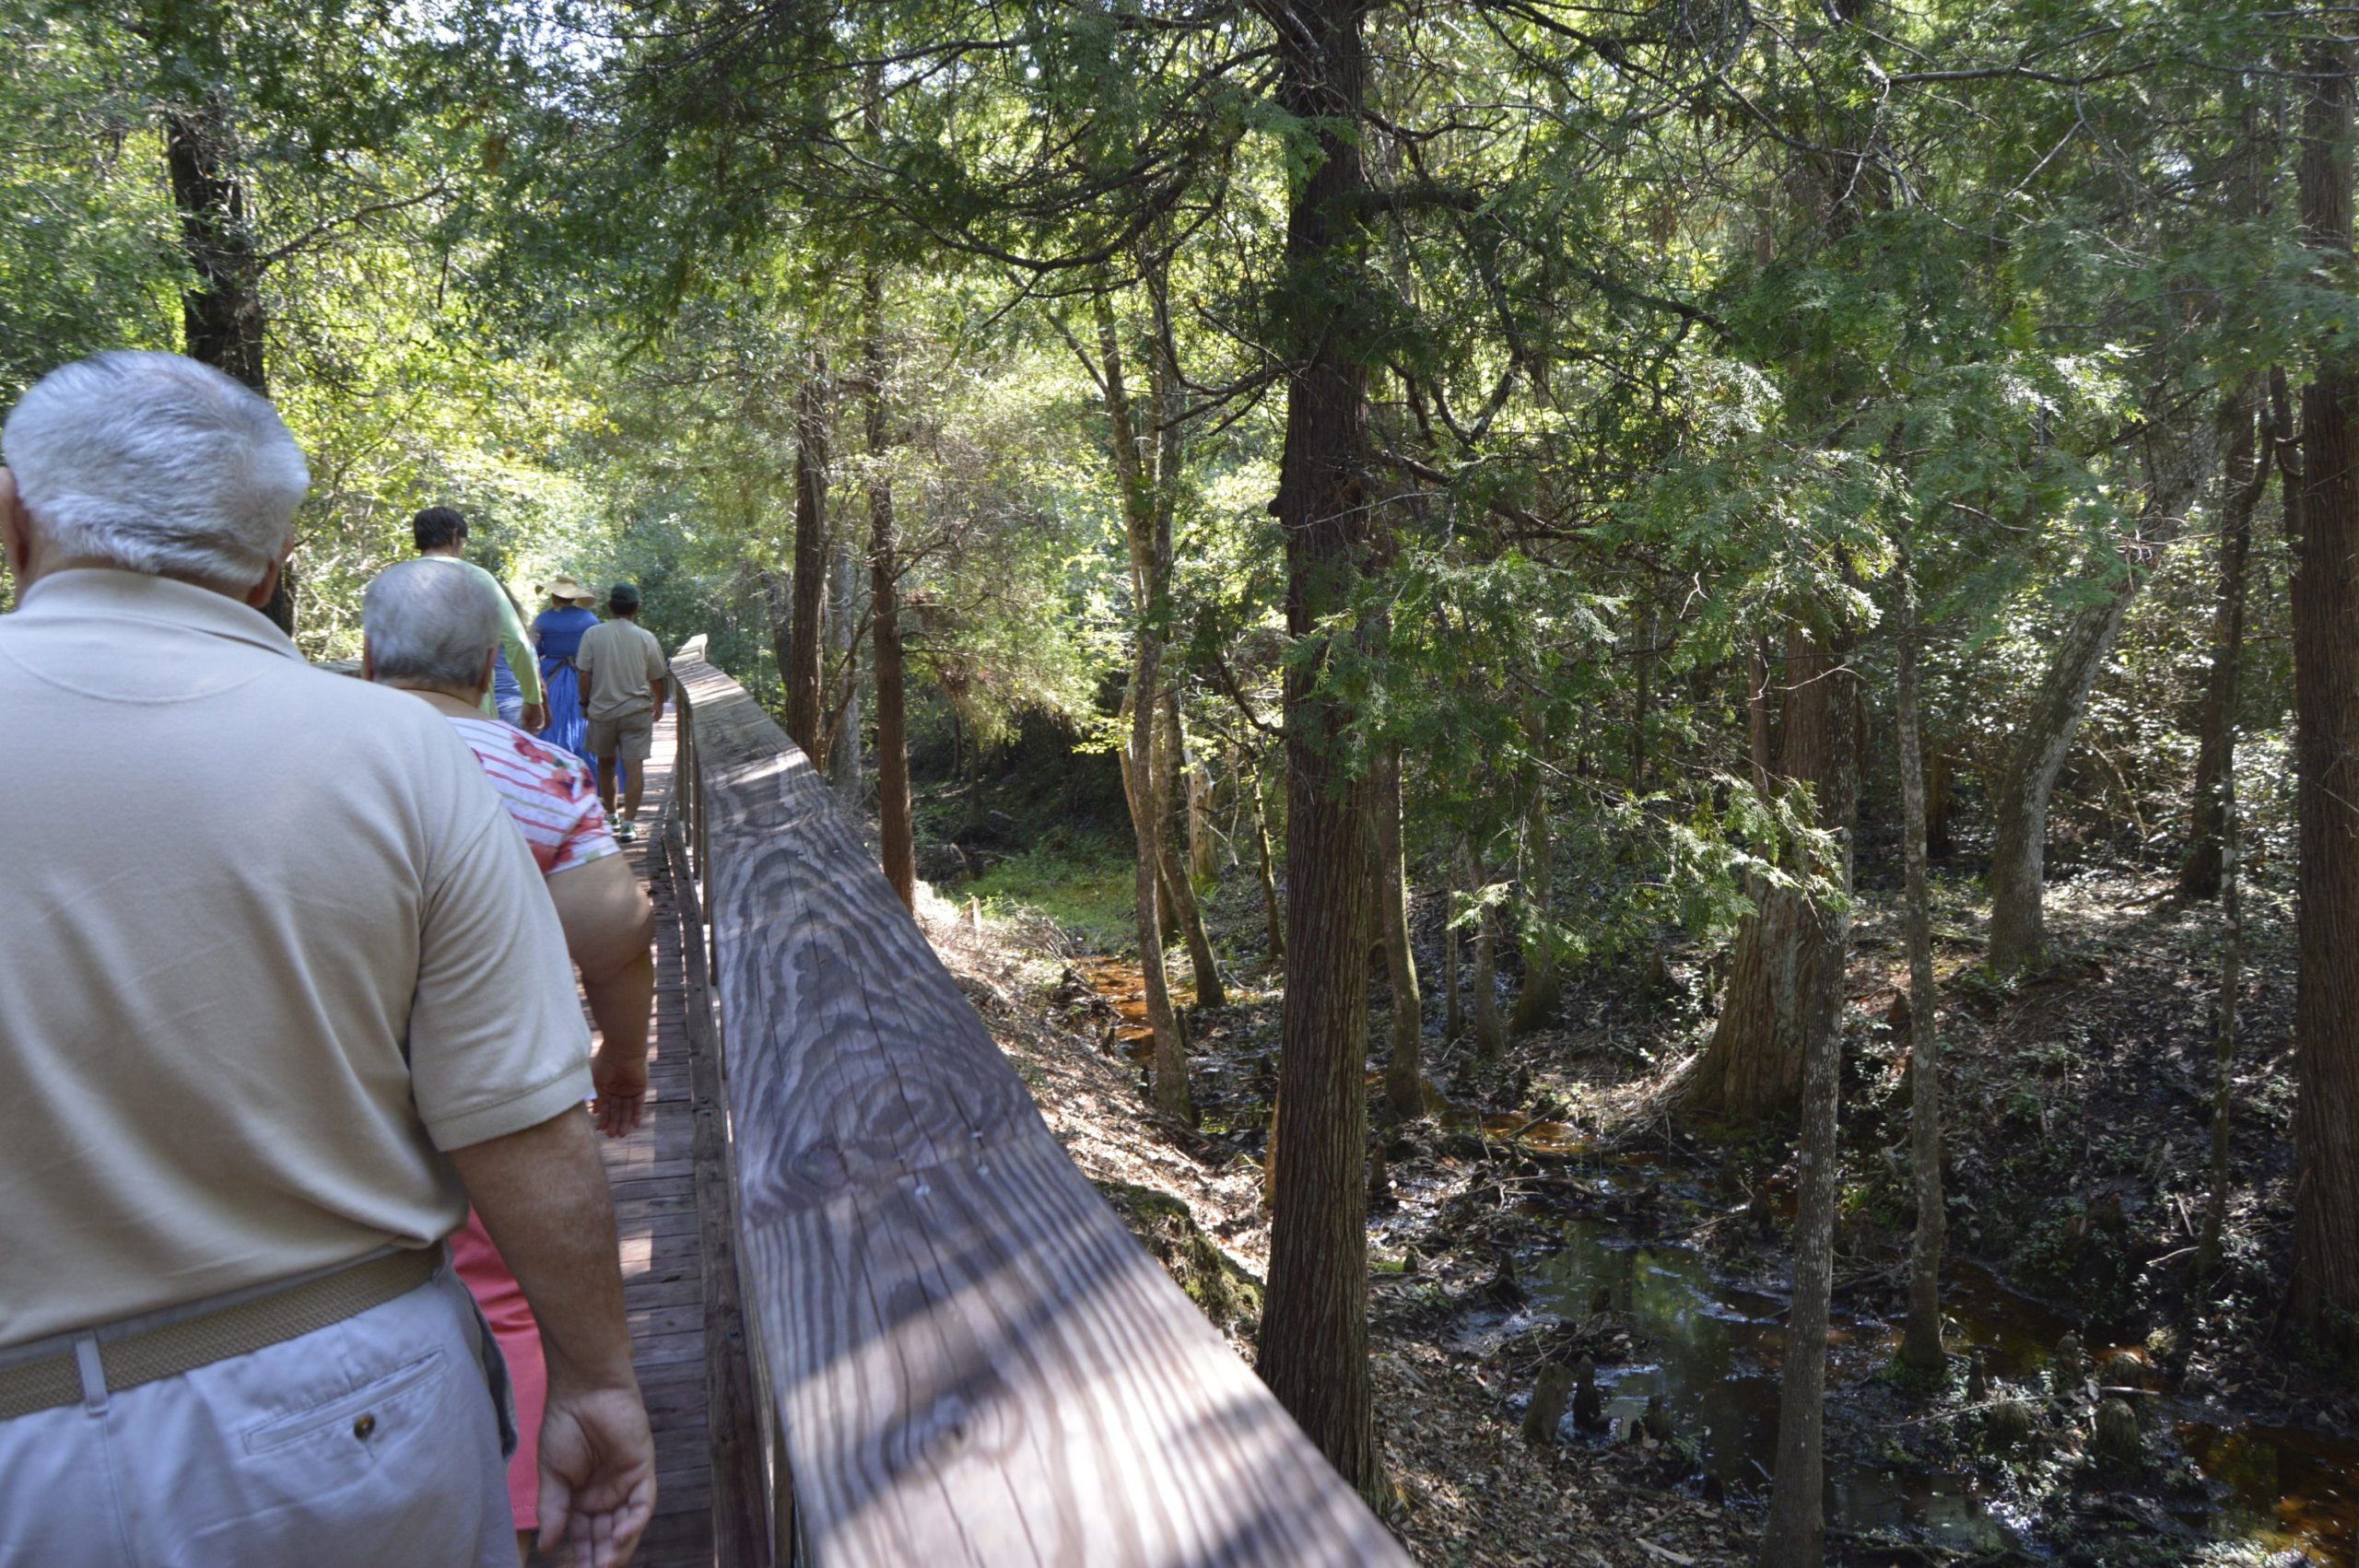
left=1, top=351, right=311, bottom=590
left=364, top=557, right=502, bottom=694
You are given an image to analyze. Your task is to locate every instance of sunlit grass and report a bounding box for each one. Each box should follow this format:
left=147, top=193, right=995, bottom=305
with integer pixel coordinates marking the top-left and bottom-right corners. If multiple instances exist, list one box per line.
left=963, top=833, right=1138, bottom=953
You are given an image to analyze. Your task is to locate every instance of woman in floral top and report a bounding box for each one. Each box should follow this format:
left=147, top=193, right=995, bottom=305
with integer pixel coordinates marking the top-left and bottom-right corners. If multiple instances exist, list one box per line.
left=363, top=557, right=656, bottom=1558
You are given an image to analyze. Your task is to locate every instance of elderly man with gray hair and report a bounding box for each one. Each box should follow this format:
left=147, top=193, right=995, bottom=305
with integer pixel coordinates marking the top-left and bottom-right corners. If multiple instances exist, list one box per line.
left=0, top=352, right=653, bottom=1568
left=364, top=556, right=658, bottom=1562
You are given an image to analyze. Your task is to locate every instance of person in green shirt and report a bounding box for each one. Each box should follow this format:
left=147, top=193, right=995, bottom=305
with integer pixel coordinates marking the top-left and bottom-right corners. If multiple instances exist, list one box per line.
left=413, top=507, right=545, bottom=730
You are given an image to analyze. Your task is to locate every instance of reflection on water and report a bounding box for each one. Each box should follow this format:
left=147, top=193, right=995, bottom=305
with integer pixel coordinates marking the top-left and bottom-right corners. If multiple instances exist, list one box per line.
left=1070, top=954, right=2359, bottom=1561
left=2181, top=1422, right=2359, bottom=1560
left=1528, top=1225, right=2013, bottom=1554
left=1528, top=1222, right=2359, bottom=1560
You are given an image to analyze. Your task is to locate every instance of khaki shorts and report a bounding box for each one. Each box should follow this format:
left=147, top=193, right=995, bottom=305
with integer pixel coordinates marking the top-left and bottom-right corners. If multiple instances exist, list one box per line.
left=0, top=1268, right=514, bottom=1566
left=586, top=708, right=654, bottom=763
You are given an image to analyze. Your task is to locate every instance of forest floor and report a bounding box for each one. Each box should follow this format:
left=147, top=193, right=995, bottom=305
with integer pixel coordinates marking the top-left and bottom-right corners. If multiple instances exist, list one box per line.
left=917, top=774, right=2357, bottom=1566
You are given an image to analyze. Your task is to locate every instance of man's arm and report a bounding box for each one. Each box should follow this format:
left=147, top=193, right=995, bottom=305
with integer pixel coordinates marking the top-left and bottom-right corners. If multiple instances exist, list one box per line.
left=547, top=853, right=656, bottom=1137
left=491, top=576, right=545, bottom=708
left=450, top=1114, right=654, bottom=1566
left=644, top=635, right=667, bottom=722
left=408, top=771, right=651, bottom=1563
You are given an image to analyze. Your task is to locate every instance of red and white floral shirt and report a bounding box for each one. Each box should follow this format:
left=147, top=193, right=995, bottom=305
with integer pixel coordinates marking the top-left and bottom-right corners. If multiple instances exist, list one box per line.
left=444, top=716, right=618, bottom=877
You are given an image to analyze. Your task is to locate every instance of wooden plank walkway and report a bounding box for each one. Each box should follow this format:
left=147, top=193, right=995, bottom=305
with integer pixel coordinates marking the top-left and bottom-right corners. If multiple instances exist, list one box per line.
left=588, top=708, right=718, bottom=1568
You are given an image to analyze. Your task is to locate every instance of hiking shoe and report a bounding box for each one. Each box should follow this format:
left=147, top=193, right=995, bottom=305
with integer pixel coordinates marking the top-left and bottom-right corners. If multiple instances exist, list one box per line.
left=614, top=819, right=639, bottom=843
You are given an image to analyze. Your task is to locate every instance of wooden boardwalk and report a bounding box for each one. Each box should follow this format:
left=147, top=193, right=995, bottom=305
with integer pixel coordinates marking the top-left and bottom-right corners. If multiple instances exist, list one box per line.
left=590, top=708, right=718, bottom=1568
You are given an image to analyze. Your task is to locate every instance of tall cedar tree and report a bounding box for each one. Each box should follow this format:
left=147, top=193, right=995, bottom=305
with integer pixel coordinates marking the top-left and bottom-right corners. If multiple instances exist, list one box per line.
left=2291, top=32, right=2359, bottom=1361
left=862, top=263, right=917, bottom=910
left=1258, top=0, right=1382, bottom=1497
left=1893, top=558, right=1946, bottom=1376
left=787, top=351, right=830, bottom=759
left=1758, top=638, right=1858, bottom=1562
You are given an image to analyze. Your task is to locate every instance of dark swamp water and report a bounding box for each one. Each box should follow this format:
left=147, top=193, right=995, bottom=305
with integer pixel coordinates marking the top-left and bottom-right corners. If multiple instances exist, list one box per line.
left=1485, top=1206, right=2359, bottom=1562
left=1067, top=958, right=2356, bottom=1561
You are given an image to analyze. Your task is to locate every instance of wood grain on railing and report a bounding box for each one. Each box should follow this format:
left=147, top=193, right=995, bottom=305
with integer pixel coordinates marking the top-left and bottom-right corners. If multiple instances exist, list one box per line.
left=669, top=642, right=1411, bottom=1566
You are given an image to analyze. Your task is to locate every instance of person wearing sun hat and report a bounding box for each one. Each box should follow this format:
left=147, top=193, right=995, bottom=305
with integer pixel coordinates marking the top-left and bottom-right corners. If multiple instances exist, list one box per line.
left=533, top=574, right=601, bottom=766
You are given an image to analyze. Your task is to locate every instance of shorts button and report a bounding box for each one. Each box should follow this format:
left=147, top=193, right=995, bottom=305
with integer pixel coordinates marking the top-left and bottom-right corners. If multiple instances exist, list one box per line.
left=353, top=1413, right=376, bottom=1440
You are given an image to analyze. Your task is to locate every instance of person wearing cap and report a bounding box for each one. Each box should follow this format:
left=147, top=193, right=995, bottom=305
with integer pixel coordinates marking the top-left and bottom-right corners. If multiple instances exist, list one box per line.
left=532, top=574, right=601, bottom=766
left=412, top=507, right=545, bottom=733
left=574, top=582, right=667, bottom=844
left=0, top=352, right=654, bottom=1567
left=362, top=556, right=657, bottom=1563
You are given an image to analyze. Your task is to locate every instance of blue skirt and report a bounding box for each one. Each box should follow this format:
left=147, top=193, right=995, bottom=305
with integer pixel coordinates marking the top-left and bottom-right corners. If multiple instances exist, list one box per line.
left=541, top=659, right=592, bottom=768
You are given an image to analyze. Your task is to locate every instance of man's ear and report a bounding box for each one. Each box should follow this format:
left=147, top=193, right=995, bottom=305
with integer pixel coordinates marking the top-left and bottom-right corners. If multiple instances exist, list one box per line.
left=476, top=647, right=499, bottom=701
left=242, top=556, right=283, bottom=612
left=360, top=638, right=376, bottom=683
left=242, top=536, right=296, bottom=611
left=0, top=467, right=33, bottom=584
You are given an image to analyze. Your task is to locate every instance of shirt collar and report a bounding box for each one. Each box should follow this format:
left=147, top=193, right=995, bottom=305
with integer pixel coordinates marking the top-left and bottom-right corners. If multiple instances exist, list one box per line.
left=14, top=568, right=302, bottom=661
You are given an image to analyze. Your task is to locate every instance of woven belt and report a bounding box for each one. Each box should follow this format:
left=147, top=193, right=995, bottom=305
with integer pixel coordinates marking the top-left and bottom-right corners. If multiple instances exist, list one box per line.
left=0, top=1248, right=441, bottom=1422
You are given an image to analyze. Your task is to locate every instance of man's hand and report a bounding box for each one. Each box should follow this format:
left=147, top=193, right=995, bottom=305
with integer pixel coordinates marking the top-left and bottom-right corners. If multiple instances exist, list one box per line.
left=591, top=1046, right=648, bottom=1138
left=449, top=1110, right=649, bottom=1564
left=523, top=702, right=548, bottom=733
left=536, top=1379, right=657, bottom=1568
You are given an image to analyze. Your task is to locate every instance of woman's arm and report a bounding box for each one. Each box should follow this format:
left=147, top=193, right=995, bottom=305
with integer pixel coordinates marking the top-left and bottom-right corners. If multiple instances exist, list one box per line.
left=546, top=853, right=655, bottom=1136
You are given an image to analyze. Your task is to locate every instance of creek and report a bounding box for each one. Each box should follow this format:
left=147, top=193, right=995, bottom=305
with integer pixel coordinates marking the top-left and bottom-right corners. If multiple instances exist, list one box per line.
left=1070, top=954, right=2358, bottom=1561
left=1438, top=1167, right=2358, bottom=1562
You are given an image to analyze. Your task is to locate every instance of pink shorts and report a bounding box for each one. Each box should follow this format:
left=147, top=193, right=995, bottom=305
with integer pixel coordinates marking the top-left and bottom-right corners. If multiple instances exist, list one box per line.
left=450, top=1211, right=548, bottom=1532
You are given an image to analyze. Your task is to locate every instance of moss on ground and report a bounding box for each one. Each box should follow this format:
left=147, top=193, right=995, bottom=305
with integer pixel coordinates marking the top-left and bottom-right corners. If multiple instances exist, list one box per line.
left=1094, top=1177, right=1263, bottom=1335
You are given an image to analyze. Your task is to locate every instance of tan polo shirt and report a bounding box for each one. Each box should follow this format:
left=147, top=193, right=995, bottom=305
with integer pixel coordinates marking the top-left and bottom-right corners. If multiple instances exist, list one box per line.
left=0, top=569, right=593, bottom=1349
left=575, top=617, right=666, bottom=721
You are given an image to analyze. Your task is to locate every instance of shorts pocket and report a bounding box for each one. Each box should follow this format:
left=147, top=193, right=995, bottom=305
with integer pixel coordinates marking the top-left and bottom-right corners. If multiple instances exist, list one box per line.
left=241, top=1350, right=448, bottom=1457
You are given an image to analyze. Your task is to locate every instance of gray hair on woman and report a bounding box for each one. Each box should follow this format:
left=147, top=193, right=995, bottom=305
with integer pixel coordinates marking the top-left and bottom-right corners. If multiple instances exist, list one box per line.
left=1, top=351, right=310, bottom=591
left=363, top=557, right=502, bottom=695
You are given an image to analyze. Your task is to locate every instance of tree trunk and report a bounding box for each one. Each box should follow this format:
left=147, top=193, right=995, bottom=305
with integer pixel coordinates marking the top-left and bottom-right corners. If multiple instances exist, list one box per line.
left=1986, top=584, right=2137, bottom=971
left=1255, top=761, right=1285, bottom=968
left=1757, top=648, right=1858, bottom=1565
left=1471, top=839, right=1503, bottom=1057
left=1686, top=623, right=1856, bottom=1125
left=1257, top=0, right=1381, bottom=1500
left=1630, top=601, right=1656, bottom=793
left=164, top=99, right=265, bottom=392
left=1159, top=691, right=1228, bottom=1008
left=761, top=568, right=794, bottom=698
left=1893, top=556, right=1947, bottom=1377
left=1189, top=751, right=1218, bottom=883
left=1376, top=743, right=1424, bottom=1120
left=1747, top=636, right=1776, bottom=800
left=863, top=271, right=915, bottom=911
left=160, top=79, right=289, bottom=632
left=827, top=534, right=863, bottom=809
left=2200, top=732, right=2243, bottom=1283
left=1443, top=844, right=1464, bottom=1042
left=786, top=352, right=830, bottom=759
left=2291, top=35, right=2359, bottom=1361
left=2180, top=382, right=2265, bottom=900
left=1926, top=750, right=1954, bottom=861
left=1094, top=292, right=1191, bottom=1120
left=1509, top=704, right=1559, bottom=1036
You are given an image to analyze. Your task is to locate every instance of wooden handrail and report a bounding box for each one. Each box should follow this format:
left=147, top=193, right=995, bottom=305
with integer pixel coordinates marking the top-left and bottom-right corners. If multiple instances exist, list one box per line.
left=663, top=640, right=1410, bottom=1566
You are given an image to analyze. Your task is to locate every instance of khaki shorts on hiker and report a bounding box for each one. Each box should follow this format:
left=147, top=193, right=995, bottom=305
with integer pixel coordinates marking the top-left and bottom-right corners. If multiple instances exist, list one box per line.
left=586, top=708, right=654, bottom=764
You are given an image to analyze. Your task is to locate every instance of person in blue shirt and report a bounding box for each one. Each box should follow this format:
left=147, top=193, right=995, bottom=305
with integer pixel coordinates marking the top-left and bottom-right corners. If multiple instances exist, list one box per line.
left=534, top=575, right=602, bottom=766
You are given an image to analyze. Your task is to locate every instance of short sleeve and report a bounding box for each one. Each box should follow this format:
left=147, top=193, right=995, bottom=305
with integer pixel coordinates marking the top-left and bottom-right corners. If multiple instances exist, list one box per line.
left=574, top=629, right=597, bottom=679
left=408, top=802, right=593, bottom=1150
left=550, top=755, right=620, bottom=875
left=642, top=630, right=667, bottom=690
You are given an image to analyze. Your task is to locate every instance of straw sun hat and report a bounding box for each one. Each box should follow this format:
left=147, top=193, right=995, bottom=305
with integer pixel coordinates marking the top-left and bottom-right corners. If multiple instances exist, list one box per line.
left=541, top=573, right=595, bottom=605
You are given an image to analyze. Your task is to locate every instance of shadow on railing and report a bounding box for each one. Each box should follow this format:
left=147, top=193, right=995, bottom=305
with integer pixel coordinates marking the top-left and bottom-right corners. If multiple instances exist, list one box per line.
left=662, top=637, right=1409, bottom=1566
